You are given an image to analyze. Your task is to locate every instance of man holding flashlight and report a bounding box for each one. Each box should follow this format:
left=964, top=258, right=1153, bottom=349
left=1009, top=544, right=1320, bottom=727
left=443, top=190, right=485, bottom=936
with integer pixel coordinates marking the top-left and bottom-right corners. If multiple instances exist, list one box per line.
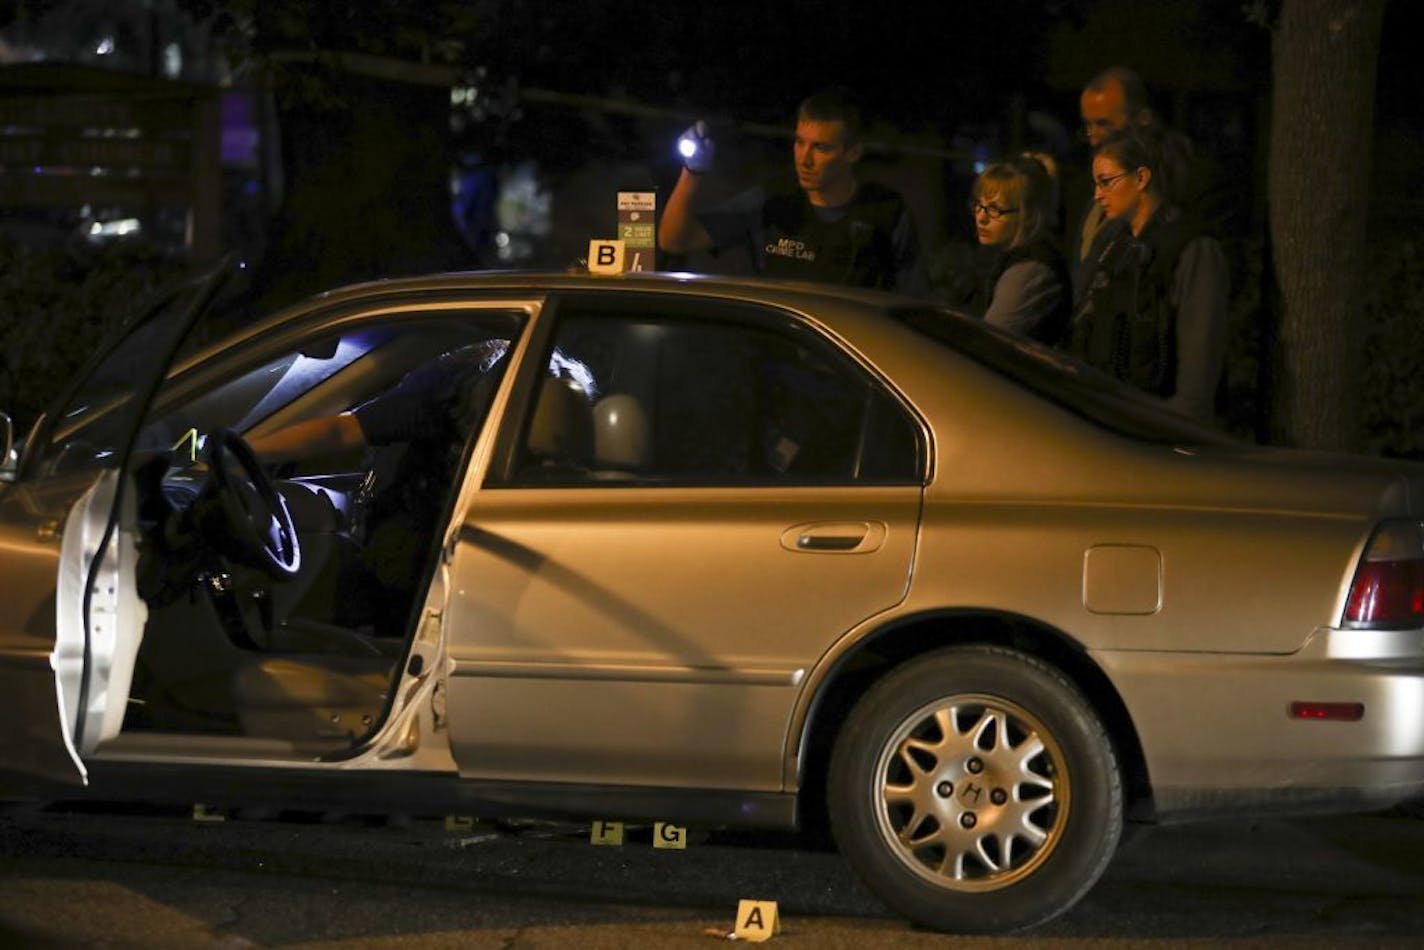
left=658, top=87, right=927, bottom=296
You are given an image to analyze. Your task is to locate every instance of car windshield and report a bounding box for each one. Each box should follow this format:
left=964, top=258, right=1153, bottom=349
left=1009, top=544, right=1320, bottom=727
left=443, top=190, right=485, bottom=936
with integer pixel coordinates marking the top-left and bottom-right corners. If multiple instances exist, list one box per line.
left=889, top=305, right=1237, bottom=446
left=136, top=326, right=400, bottom=461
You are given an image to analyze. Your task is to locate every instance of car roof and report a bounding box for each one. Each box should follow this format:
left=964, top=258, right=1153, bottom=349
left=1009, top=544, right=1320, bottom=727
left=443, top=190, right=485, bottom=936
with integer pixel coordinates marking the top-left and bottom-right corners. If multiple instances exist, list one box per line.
left=297, top=269, right=913, bottom=313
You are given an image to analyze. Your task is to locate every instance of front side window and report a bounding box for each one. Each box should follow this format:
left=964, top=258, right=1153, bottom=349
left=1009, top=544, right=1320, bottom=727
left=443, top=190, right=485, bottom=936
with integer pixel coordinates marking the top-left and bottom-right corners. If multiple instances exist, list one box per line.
left=30, top=270, right=222, bottom=480
left=505, top=302, right=921, bottom=486
left=127, top=310, right=522, bottom=663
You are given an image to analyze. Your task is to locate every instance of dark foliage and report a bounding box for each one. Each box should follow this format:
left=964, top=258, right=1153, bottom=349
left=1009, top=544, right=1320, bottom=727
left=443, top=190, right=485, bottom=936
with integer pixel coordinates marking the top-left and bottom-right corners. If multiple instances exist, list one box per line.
left=0, top=236, right=190, bottom=433
left=1361, top=240, right=1424, bottom=460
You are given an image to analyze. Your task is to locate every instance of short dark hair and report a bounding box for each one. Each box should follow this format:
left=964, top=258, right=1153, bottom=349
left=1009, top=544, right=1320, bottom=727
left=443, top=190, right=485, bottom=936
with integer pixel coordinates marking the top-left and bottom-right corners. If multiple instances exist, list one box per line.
left=796, top=87, right=866, bottom=143
left=1085, top=66, right=1151, bottom=117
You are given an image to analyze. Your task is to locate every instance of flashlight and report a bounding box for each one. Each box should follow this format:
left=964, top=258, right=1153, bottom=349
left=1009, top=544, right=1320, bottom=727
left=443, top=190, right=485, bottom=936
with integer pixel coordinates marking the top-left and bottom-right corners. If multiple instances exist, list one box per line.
left=676, top=120, right=713, bottom=174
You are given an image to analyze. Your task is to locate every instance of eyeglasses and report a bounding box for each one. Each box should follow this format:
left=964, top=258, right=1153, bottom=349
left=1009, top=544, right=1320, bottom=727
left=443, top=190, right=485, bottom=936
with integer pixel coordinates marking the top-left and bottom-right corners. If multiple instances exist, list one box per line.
left=971, top=200, right=1019, bottom=221
left=1092, top=171, right=1132, bottom=192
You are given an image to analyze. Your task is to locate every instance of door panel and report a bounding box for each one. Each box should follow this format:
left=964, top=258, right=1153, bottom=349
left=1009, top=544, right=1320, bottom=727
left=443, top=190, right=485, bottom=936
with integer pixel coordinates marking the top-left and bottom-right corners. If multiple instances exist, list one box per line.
left=0, top=481, right=80, bottom=784
left=0, top=260, right=231, bottom=786
left=445, top=485, right=920, bottom=789
left=55, top=472, right=146, bottom=767
left=440, top=292, right=926, bottom=790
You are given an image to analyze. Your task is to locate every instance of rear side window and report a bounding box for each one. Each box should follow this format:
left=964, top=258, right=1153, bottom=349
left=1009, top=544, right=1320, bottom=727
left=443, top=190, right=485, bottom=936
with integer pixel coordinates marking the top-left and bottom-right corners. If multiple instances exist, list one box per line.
left=501, top=302, right=922, bottom=486
left=889, top=305, right=1235, bottom=446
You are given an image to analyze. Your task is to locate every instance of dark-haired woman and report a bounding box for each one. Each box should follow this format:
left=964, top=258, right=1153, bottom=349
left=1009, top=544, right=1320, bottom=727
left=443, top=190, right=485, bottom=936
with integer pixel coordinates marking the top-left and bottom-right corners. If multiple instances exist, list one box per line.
left=966, top=156, right=1071, bottom=345
left=1068, top=127, right=1228, bottom=423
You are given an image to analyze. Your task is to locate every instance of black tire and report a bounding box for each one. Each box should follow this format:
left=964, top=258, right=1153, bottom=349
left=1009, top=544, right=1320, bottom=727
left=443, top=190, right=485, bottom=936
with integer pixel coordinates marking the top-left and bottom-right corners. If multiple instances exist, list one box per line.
left=827, top=645, right=1122, bottom=933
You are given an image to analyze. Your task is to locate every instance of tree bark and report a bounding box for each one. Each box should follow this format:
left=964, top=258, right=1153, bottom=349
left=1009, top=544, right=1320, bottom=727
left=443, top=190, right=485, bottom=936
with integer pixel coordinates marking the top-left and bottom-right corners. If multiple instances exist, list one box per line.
left=1267, top=0, right=1387, bottom=450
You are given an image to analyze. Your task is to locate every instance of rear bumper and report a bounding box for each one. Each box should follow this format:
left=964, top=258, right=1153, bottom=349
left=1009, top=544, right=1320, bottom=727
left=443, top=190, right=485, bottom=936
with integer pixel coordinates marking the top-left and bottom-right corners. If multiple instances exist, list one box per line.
left=1097, top=626, right=1424, bottom=818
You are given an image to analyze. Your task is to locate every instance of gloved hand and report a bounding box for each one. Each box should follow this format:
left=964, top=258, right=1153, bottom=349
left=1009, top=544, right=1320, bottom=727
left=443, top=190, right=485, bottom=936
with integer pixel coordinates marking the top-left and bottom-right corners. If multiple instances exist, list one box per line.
left=676, top=120, right=714, bottom=174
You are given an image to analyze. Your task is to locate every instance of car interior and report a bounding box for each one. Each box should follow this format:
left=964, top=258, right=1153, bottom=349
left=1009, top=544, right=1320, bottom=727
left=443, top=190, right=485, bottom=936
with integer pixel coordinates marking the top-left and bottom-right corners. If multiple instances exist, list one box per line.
left=507, top=311, right=921, bottom=487
left=91, top=300, right=917, bottom=759
left=113, top=314, right=518, bottom=756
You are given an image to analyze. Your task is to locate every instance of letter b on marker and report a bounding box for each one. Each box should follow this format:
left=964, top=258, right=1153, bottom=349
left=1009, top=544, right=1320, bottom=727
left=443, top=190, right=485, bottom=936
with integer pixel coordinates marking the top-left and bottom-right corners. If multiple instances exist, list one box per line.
left=588, top=239, right=626, bottom=274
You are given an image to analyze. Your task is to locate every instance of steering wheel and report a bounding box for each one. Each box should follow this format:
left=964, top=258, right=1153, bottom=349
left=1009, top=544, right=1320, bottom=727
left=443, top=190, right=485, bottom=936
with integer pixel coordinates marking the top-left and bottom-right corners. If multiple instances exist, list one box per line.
left=201, top=428, right=302, bottom=578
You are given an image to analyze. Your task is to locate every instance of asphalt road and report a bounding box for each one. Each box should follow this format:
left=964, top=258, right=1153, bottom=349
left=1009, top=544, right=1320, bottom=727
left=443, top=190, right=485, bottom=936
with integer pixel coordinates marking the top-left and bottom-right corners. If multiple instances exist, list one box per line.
left=2, top=801, right=1423, bottom=948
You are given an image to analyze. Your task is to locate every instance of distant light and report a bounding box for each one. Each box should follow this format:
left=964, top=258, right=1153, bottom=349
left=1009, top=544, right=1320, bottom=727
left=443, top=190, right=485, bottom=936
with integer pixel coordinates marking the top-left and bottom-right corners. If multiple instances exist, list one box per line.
left=972, top=161, right=987, bottom=175
left=87, top=218, right=141, bottom=239
left=96, top=37, right=114, bottom=56
left=162, top=43, right=182, bottom=78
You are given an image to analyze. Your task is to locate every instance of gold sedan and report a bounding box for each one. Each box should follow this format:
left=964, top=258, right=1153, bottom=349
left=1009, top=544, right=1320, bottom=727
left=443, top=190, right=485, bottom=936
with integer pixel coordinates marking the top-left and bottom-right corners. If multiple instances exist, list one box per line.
left=2, top=267, right=1422, bottom=933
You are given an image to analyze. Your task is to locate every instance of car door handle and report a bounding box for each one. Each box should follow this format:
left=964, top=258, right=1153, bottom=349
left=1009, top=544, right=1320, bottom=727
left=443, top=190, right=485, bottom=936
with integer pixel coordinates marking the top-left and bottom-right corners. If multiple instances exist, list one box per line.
left=781, top=521, right=887, bottom=554
left=798, top=533, right=863, bottom=551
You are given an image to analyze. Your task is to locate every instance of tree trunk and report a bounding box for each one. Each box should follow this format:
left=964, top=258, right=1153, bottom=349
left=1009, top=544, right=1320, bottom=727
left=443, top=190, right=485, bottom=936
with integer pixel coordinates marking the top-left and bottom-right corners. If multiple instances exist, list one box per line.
left=1267, top=0, right=1386, bottom=450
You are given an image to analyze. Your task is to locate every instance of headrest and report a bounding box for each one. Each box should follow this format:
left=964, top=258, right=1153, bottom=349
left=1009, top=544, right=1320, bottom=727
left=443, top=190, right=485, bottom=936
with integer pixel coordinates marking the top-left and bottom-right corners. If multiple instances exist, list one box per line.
left=592, top=393, right=650, bottom=470
left=526, top=377, right=592, bottom=463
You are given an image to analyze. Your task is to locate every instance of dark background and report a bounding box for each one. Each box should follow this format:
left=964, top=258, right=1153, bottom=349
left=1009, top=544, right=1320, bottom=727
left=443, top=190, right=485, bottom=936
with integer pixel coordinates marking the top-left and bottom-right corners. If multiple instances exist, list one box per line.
left=2, top=0, right=1421, bottom=450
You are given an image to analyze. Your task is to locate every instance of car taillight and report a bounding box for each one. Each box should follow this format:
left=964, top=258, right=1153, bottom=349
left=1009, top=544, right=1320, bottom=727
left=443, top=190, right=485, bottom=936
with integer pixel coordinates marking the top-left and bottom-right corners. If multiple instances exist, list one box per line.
left=1344, top=520, right=1424, bottom=627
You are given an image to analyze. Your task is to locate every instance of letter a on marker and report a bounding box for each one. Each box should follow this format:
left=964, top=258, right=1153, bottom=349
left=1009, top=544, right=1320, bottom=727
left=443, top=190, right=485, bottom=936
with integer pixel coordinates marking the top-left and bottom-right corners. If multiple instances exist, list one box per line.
left=734, top=899, right=780, bottom=941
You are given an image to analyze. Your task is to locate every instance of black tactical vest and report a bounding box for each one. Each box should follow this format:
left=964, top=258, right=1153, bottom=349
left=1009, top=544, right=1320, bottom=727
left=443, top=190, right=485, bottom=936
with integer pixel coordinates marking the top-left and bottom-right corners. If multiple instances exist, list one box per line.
left=1069, top=207, right=1196, bottom=395
left=759, top=180, right=907, bottom=290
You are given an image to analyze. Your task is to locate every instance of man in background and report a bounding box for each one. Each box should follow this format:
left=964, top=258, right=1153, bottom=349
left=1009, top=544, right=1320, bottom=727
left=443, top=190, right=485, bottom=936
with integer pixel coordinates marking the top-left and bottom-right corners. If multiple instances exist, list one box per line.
left=659, top=87, right=927, bottom=296
left=1073, top=66, right=1156, bottom=299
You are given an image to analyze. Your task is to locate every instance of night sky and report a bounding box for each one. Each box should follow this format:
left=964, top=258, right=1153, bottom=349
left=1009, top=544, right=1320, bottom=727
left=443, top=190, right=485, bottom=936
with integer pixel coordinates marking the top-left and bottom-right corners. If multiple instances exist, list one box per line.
left=488, top=0, right=1414, bottom=144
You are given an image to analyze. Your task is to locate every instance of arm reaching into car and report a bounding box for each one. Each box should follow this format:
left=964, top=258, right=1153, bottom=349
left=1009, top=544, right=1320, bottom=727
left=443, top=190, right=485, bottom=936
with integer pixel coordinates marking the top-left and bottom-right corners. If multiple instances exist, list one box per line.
left=246, top=413, right=366, bottom=465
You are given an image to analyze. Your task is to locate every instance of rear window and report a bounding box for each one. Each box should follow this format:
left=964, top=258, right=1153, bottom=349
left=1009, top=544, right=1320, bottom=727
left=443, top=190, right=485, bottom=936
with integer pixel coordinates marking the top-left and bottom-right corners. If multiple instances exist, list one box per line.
left=889, top=305, right=1237, bottom=447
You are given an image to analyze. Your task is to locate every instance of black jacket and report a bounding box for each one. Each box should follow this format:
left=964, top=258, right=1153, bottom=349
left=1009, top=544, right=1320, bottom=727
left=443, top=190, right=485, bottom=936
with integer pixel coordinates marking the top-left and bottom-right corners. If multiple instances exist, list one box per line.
left=1068, top=206, right=1200, bottom=396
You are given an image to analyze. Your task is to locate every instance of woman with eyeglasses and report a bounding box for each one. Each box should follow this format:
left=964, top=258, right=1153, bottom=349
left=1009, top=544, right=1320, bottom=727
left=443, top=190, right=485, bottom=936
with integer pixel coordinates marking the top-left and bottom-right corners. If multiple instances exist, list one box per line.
left=966, top=155, right=1071, bottom=345
left=1068, top=125, right=1228, bottom=423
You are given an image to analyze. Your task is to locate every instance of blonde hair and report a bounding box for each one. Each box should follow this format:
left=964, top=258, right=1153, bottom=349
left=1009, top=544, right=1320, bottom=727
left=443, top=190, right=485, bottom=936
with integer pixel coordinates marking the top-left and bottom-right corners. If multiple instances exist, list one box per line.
left=972, top=155, right=1055, bottom=247
left=1021, top=150, right=1061, bottom=232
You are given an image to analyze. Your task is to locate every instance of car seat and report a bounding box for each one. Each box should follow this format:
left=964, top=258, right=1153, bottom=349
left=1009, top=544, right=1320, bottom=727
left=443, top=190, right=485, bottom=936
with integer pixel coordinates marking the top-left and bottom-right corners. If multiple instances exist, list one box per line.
left=592, top=393, right=651, bottom=476
left=523, top=376, right=593, bottom=473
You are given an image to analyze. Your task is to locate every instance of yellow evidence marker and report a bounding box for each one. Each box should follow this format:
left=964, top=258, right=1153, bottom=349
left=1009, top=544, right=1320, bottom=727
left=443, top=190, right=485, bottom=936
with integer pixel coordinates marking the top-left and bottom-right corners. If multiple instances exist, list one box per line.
left=587, top=239, right=626, bottom=274
left=733, top=899, right=781, bottom=942
left=653, top=821, right=688, bottom=849
left=589, top=820, right=625, bottom=845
